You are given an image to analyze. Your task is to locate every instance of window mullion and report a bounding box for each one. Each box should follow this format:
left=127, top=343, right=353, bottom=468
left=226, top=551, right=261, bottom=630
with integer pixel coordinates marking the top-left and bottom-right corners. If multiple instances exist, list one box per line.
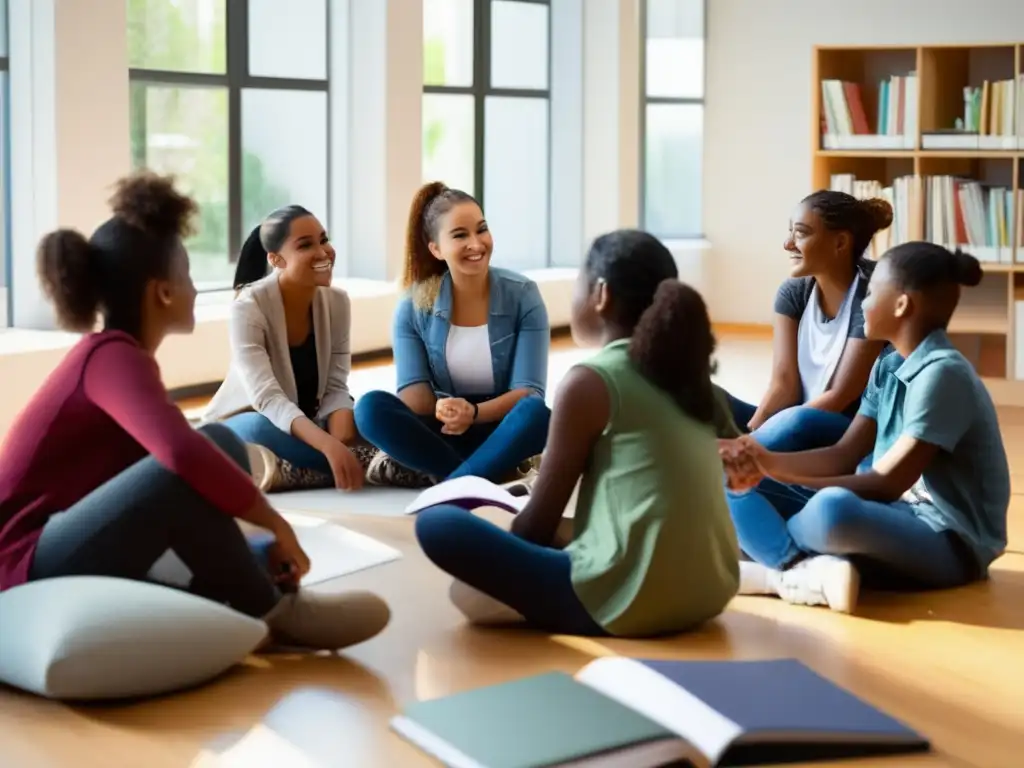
left=226, top=0, right=246, bottom=264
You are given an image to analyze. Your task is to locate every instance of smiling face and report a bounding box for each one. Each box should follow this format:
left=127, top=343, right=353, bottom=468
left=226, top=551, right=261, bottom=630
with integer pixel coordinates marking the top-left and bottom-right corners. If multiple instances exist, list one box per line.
left=784, top=201, right=851, bottom=279
left=267, top=215, right=336, bottom=287
left=426, top=201, right=493, bottom=279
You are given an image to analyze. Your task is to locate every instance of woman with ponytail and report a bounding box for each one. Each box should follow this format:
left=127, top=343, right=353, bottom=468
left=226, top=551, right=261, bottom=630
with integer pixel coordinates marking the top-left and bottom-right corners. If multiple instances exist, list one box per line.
left=721, top=191, right=894, bottom=452
left=0, top=173, right=390, bottom=652
left=414, top=229, right=740, bottom=637
left=353, top=181, right=551, bottom=486
left=204, top=206, right=394, bottom=491
left=721, top=243, right=1008, bottom=614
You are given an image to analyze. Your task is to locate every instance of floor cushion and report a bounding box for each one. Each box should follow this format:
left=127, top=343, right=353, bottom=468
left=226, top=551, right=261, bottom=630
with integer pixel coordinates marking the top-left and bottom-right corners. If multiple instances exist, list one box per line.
left=0, top=576, right=267, bottom=701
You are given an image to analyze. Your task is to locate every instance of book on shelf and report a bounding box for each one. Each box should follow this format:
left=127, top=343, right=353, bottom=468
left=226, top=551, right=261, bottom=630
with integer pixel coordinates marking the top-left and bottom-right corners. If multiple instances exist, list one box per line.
left=391, top=657, right=930, bottom=768
left=923, top=175, right=1014, bottom=263
left=820, top=74, right=917, bottom=150
left=922, top=76, right=1020, bottom=150
left=830, top=173, right=921, bottom=257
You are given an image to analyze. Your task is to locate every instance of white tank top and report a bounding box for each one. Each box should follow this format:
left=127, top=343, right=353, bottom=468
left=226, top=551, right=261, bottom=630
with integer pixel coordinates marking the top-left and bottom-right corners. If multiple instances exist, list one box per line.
left=796, top=275, right=859, bottom=401
left=445, top=325, right=495, bottom=396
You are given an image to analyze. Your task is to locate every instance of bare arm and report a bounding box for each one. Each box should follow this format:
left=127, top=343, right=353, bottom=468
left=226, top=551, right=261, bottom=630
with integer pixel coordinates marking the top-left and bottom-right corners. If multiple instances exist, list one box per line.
left=475, top=388, right=533, bottom=423
left=399, top=383, right=438, bottom=417
left=511, top=366, right=609, bottom=545
left=805, top=339, right=887, bottom=413
left=769, top=436, right=937, bottom=503
left=759, top=413, right=877, bottom=480
left=748, top=314, right=802, bottom=430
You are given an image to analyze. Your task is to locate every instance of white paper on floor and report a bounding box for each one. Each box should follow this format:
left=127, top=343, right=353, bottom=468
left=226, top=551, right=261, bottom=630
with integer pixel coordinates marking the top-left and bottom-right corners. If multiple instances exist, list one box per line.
left=269, top=486, right=420, bottom=518
left=240, top=512, right=401, bottom=586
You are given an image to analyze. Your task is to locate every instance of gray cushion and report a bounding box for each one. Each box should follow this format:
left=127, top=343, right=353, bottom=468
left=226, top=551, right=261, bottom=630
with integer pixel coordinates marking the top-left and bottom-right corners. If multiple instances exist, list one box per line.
left=0, top=576, right=268, bottom=700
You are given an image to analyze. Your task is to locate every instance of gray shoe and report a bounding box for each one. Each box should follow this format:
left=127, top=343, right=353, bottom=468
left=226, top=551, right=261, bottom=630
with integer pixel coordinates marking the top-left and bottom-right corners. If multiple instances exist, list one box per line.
left=263, top=590, right=391, bottom=651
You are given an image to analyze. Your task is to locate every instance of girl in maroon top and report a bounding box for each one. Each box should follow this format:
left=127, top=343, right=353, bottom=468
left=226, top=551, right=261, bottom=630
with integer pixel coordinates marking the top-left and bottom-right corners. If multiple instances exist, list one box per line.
left=0, top=171, right=389, bottom=652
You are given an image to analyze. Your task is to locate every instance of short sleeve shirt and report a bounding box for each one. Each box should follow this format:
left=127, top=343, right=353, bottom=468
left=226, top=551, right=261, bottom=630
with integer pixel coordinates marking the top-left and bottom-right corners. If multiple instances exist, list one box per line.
left=857, top=330, right=1010, bottom=570
left=774, top=259, right=874, bottom=340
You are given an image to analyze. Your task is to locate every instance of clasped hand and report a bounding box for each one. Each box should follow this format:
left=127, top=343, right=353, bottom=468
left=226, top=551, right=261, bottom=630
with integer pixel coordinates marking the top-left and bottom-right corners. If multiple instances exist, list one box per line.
left=436, top=397, right=475, bottom=436
left=718, top=435, right=767, bottom=492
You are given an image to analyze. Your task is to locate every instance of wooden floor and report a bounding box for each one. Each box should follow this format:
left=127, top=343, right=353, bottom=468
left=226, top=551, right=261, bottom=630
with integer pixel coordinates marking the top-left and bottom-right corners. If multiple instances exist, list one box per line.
left=3, top=333, right=1023, bottom=768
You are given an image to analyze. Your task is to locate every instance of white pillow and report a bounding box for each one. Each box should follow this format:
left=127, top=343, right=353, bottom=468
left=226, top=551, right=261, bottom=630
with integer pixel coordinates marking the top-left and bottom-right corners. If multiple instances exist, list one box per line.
left=0, top=576, right=268, bottom=700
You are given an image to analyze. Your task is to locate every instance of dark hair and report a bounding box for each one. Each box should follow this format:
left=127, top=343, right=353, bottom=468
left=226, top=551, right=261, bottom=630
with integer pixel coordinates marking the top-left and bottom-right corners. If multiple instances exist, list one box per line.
left=233, top=204, right=314, bottom=290
left=882, top=242, right=983, bottom=291
left=584, top=229, right=717, bottom=424
left=403, top=181, right=479, bottom=289
left=36, top=170, right=197, bottom=335
left=802, top=190, right=894, bottom=262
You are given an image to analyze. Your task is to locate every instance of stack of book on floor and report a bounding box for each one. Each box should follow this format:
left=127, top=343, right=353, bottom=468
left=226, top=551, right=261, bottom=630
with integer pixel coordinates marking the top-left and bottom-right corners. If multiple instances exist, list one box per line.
left=391, top=657, right=930, bottom=767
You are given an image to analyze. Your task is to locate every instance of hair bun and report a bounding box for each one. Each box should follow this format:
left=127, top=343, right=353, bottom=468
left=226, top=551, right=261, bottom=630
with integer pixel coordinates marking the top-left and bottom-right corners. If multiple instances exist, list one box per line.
left=107, top=170, right=197, bottom=239
left=952, top=248, right=983, bottom=287
left=859, top=197, right=894, bottom=231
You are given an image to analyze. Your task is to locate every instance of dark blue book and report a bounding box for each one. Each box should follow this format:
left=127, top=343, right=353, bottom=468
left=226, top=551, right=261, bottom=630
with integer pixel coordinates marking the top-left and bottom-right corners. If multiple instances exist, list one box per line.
left=575, top=657, right=930, bottom=766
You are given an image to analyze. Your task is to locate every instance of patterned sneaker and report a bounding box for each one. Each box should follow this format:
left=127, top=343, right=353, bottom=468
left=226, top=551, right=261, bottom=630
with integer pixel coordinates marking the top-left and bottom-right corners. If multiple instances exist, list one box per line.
left=501, top=454, right=542, bottom=496
left=277, top=460, right=332, bottom=491
left=365, top=452, right=436, bottom=489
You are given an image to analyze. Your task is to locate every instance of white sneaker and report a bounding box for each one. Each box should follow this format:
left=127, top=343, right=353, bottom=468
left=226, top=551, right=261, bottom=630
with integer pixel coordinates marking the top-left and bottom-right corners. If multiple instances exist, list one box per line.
left=775, top=555, right=860, bottom=613
left=738, top=560, right=777, bottom=595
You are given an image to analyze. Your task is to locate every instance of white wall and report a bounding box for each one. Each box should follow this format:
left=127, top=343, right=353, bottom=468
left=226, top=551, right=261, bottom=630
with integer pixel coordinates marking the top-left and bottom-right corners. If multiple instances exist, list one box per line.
left=703, top=0, right=1024, bottom=325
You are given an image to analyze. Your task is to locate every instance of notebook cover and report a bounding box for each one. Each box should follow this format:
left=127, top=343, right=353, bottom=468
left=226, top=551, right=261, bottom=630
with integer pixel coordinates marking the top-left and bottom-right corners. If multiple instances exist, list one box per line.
left=405, top=476, right=527, bottom=515
left=640, top=659, right=928, bottom=764
left=394, top=671, right=681, bottom=768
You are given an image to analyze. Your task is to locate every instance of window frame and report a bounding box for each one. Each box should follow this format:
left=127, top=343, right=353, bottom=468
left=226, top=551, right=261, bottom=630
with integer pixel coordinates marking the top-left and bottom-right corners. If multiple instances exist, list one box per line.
left=128, top=0, right=332, bottom=289
left=639, top=0, right=706, bottom=240
left=422, top=0, right=552, bottom=262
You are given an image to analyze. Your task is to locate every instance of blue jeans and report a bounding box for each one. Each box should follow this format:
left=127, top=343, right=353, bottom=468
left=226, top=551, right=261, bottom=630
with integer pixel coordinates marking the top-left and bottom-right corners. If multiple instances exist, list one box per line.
left=725, top=394, right=851, bottom=453
left=354, top=391, right=550, bottom=482
left=415, top=504, right=606, bottom=635
left=222, top=412, right=330, bottom=474
left=727, top=480, right=977, bottom=589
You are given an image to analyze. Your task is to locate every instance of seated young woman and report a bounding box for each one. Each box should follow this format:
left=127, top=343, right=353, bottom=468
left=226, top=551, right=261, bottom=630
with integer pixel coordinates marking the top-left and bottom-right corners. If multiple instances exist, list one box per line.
left=204, top=206, right=426, bottom=491
left=0, top=173, right=389, bottom=651
left=415, top=230, right=740, bottom=637
left=353, top=181, right=551, bottom=485
left=720, top=243, right=1008, bottom=614
left=723, top=191, right=893, bottom=452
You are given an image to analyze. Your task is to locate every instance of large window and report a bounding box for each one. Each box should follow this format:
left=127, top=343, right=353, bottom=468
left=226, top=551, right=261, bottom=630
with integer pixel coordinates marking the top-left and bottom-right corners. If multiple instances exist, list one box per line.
left=128, top=0, right=331, bottom=290
left=0, top=0, right=8, bottom=326
left=423, top=0, right=552, bottom=270
left=641, top=0, right=704, bottom=238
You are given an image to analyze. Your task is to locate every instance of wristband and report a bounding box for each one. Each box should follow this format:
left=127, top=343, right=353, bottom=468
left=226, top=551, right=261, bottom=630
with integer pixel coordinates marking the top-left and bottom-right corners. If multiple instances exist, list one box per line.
left=472, top=402, right=479, bottom=422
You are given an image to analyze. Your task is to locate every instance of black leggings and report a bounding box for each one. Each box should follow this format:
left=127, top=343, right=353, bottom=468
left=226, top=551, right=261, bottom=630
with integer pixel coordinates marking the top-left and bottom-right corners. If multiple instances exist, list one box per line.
left=28, top=424, right=281, bottom=618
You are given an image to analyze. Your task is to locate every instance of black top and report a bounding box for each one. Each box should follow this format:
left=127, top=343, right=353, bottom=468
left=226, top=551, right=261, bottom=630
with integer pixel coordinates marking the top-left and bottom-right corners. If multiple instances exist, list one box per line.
left=289, top=327, right=319, bottom=420
left=773, top=258, right=875, bottom=340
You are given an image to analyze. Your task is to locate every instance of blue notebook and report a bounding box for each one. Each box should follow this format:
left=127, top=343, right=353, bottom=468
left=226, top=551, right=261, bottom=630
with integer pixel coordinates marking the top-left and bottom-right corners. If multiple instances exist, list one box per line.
left=574, top=657, right=930, bottom=766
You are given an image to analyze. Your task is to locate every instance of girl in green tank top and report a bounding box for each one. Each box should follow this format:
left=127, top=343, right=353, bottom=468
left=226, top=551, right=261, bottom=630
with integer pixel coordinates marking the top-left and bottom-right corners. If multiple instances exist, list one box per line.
left=415, top=229, right=739, bottom=637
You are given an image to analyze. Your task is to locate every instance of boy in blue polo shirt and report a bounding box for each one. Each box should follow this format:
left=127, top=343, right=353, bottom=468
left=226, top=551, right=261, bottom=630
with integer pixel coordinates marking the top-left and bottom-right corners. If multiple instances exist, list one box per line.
left=720, top=242, right=1009, bottom=613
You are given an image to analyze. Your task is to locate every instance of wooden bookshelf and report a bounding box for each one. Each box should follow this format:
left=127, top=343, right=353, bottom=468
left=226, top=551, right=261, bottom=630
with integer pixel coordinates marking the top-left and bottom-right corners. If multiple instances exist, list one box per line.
left=812, top=43, right=1024, bottom=406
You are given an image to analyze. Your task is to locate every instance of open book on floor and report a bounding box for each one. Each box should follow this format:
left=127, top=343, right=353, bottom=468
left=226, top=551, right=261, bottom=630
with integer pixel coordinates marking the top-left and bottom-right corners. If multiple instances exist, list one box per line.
left=390, top=658, right=929, bottom=768
left=404, top=476, right=528, bottom=516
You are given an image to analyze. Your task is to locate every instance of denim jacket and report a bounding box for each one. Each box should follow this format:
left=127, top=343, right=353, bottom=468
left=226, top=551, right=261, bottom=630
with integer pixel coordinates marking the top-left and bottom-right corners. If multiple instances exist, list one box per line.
left=393, top=267, right=550, bottom=398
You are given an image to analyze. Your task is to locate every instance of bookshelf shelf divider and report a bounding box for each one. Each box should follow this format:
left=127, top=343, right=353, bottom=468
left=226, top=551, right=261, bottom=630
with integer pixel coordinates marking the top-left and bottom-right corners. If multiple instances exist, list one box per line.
left=813, top=43, right=1024, bottom=404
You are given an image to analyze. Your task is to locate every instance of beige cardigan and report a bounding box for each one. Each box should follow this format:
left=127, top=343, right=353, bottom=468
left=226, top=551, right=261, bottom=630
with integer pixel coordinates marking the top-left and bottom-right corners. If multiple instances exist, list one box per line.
left=203, top=273, right=354, bottom=432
